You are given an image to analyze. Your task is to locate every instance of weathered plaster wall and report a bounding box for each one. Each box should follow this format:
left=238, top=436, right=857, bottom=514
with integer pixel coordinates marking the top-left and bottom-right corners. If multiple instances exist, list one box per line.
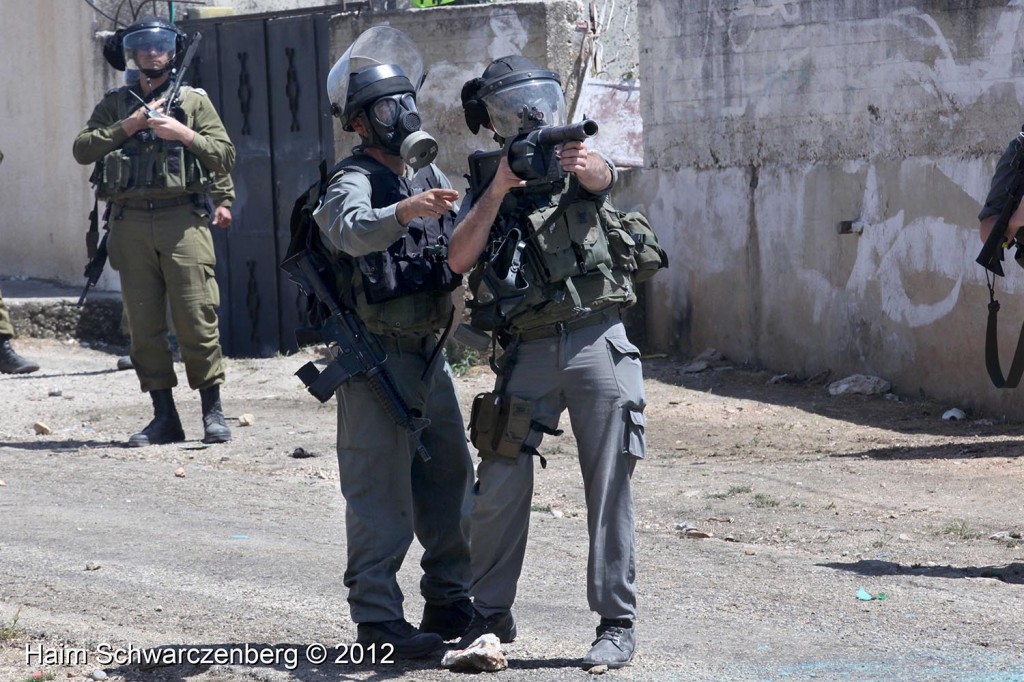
left=0, top=0, right=112, bottom=289
left=633, top=0, right=1024, bottom=416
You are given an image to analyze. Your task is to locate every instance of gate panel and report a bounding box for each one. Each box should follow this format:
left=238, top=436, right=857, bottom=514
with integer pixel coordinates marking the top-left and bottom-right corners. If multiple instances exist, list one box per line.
left=182, top=25, right=236, bottom=356
left=266, top=15, right=335, bottom=354
left=217, top=20, right=281, bottom=357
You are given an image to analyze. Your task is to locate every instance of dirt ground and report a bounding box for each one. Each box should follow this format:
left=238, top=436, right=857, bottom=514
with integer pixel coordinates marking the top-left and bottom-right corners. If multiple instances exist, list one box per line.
left=2, top=337, right=1024, bottom=682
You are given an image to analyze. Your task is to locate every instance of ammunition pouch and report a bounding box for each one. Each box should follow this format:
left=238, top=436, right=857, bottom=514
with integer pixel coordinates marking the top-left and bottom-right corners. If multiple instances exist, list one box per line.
left=599, top=205, right=668, bottom=284
left=469, top=391, right=535, bottom=460
left=358, top=245, right=460, bottom=305
left=93, top=141, right=209, bottom=200
left=527, top=200, right=612, bottom=284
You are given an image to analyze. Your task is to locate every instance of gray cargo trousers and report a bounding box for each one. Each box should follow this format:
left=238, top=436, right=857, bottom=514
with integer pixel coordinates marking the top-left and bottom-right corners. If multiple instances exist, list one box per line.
left=335, top=334, right=474, bottom=624
left=469, top=316, right=646, bottom=622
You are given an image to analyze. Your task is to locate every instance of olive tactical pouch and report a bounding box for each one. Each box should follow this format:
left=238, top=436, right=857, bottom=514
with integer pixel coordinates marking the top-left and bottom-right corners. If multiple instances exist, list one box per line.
left=600, top=205, right=668, bottom=284
left=469, top=391, right=534, bottom=460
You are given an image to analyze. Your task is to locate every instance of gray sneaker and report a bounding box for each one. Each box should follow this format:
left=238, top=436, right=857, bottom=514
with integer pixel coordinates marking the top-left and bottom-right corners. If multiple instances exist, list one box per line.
left=581, top=618, right=636, bottom=669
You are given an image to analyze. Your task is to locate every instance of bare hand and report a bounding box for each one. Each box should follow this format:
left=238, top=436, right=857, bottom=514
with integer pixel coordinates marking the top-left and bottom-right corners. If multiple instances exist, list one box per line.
left=397, top=188, right=460, bottom=225
left=122, top=97, right=166, bottom=136
left=212, top=206, right=232, bottom=229
left=148, top=113, right=196, bottom=146
left=488, top=156, right=527, bottom=196
left=557, top=140, right=589, bottom=175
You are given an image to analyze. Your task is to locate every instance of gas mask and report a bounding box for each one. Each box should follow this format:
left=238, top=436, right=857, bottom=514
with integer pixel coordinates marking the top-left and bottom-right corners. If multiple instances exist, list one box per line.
left=327, top=27, right=438, bottom=170
left=361, top=93, right=438, bottom=170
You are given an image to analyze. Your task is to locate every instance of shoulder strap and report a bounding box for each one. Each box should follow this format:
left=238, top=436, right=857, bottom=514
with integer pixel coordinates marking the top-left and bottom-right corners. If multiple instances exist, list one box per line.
left=984, top=281, right=1024, bottom=388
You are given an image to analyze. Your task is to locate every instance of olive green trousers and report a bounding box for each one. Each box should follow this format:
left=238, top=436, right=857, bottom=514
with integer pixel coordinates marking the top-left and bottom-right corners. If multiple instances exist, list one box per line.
left=0, top=293, right=14, bottom=338
left=107, top=202, right=225, bottom=392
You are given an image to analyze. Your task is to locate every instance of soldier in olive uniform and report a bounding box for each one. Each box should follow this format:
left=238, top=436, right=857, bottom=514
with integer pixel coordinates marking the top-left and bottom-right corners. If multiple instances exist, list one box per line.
left=0, top=149, right=40, bottom=375
left=73, top=17, right=235, bottom=447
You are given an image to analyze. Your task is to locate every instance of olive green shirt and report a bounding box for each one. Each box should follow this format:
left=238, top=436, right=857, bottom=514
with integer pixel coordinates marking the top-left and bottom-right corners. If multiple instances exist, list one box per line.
left=72, top=84, right=235, bottom=203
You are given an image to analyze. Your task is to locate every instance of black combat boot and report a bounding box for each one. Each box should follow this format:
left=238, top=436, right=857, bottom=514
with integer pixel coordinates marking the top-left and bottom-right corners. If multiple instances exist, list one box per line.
left=356, top=619, right=443, bottom=659
left=0, top=336, right=40, bottom=374
left=129, top=389, right=185, bottom=447
left=420, top=597, right=474, bottom=641
left=200, top=385, right=232, bottom=444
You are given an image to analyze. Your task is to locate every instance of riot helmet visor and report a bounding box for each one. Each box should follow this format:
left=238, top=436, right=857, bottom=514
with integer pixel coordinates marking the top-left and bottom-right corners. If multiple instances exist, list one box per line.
left=482, top=79, right=566, bottom=139
left=123, top=27, right=178, bottom=73
left=326, top=26, right=424, bottom=126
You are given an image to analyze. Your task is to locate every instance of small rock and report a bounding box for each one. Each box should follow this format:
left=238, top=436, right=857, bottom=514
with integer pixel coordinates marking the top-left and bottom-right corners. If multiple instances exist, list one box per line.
left=174, top=467, right=186, bottom=478
left=85, top=562, right=101, bottom=571
left=680, top=360, right=708, bottom=374
left=683, top=529, right=712, bottom=539
left=290, top=447, right=318, bottom=459
left=238, top=413, right=256, bottom=426
left=744, top=548, right=756, bottom=555
left=90, top=669, right=108, bottom=680
left=48, top=388, right=63, bottom=397
left=550, top=508, right=564, bottom=518
left=827, top=374, right=891, bottom=396
left=33, top=422, right=51, bottom=435
left=588, top=664, right=609, bottom=674
left=0, top=479, right=6, bottom=487
left=440, top=633, right=507, bottom=672
left=942, top=408, right=966, bottom=421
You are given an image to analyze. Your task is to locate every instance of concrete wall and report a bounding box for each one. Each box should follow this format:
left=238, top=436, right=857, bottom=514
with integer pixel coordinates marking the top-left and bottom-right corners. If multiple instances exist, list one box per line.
left=633, top=0, right=1024, bottom=417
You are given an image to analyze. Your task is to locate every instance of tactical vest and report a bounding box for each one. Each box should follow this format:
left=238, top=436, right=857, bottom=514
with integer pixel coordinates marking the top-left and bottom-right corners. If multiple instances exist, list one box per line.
left=329, top=154, right=461, bottom=336
left=90, top=85, right=211, bottom=201
left=468, top=179, right=636, bottom=335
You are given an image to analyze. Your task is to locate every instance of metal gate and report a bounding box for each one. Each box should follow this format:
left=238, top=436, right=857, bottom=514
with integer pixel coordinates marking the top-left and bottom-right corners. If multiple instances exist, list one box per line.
left=179, top=11, right=335, bottom=357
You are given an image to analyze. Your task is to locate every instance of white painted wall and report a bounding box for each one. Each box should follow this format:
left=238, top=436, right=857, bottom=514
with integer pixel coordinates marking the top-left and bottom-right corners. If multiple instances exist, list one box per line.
left=632, top=0, right=1024, bottom=416
left=0, top=0, right=116, bottom=290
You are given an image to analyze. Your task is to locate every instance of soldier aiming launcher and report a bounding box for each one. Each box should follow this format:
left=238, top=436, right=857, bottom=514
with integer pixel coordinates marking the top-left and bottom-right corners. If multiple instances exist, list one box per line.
left=468, top=107, right=599, bottom=197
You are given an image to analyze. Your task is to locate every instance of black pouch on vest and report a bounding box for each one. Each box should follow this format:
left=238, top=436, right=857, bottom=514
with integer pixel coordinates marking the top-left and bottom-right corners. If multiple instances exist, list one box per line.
left=469, top=392, right=534, bottom=460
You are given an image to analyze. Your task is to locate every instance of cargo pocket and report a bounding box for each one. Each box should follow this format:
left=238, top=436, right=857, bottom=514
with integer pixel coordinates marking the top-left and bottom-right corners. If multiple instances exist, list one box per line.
left=622, top=401, right=646, bottom=460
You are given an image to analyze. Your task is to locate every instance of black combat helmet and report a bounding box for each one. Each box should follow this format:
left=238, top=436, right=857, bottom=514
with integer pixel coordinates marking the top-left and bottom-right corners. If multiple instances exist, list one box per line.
left=461, top=56, right=564, bottom=140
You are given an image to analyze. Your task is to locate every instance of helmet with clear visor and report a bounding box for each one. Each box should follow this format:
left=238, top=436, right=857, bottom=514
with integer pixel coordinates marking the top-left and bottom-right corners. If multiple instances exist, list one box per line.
left=326, top=26, right=425, bottom=131
left=461, top=56, right=565, bottom=141
left=121, top=17, right=182, bottom=78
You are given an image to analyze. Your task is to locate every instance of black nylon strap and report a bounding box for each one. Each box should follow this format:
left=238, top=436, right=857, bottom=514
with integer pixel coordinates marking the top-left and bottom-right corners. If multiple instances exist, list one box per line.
left=984, top=289, right=1024, bottom=388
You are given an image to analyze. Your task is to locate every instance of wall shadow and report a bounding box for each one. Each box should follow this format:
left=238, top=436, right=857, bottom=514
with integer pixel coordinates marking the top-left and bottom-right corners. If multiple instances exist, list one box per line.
left=818, top=558, right=1024, bottom=585
left=642, top=357, right=1024, bottom=439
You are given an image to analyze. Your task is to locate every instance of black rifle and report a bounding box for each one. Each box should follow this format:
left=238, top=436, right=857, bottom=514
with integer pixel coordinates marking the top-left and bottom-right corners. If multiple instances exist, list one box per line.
left=77, top=202, right=111, bottom=306
left=468, top=108, right=599, bottom=197
left=280, top=249, right=432, bottom=461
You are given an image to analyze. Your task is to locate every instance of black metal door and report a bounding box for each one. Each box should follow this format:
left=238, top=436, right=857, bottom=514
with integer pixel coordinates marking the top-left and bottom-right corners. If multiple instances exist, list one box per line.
left=266, top=14, right=334, bottom=355
left=179, top=12, right=335, bottom=357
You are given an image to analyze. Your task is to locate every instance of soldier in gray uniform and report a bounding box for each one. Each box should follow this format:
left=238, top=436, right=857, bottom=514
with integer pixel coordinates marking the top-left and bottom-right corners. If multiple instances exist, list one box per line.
left=311, top=27, right=473, bottom=658
left=73, top=17, right=235, bottom=447
left=448, top=56, right=647, bottom=669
